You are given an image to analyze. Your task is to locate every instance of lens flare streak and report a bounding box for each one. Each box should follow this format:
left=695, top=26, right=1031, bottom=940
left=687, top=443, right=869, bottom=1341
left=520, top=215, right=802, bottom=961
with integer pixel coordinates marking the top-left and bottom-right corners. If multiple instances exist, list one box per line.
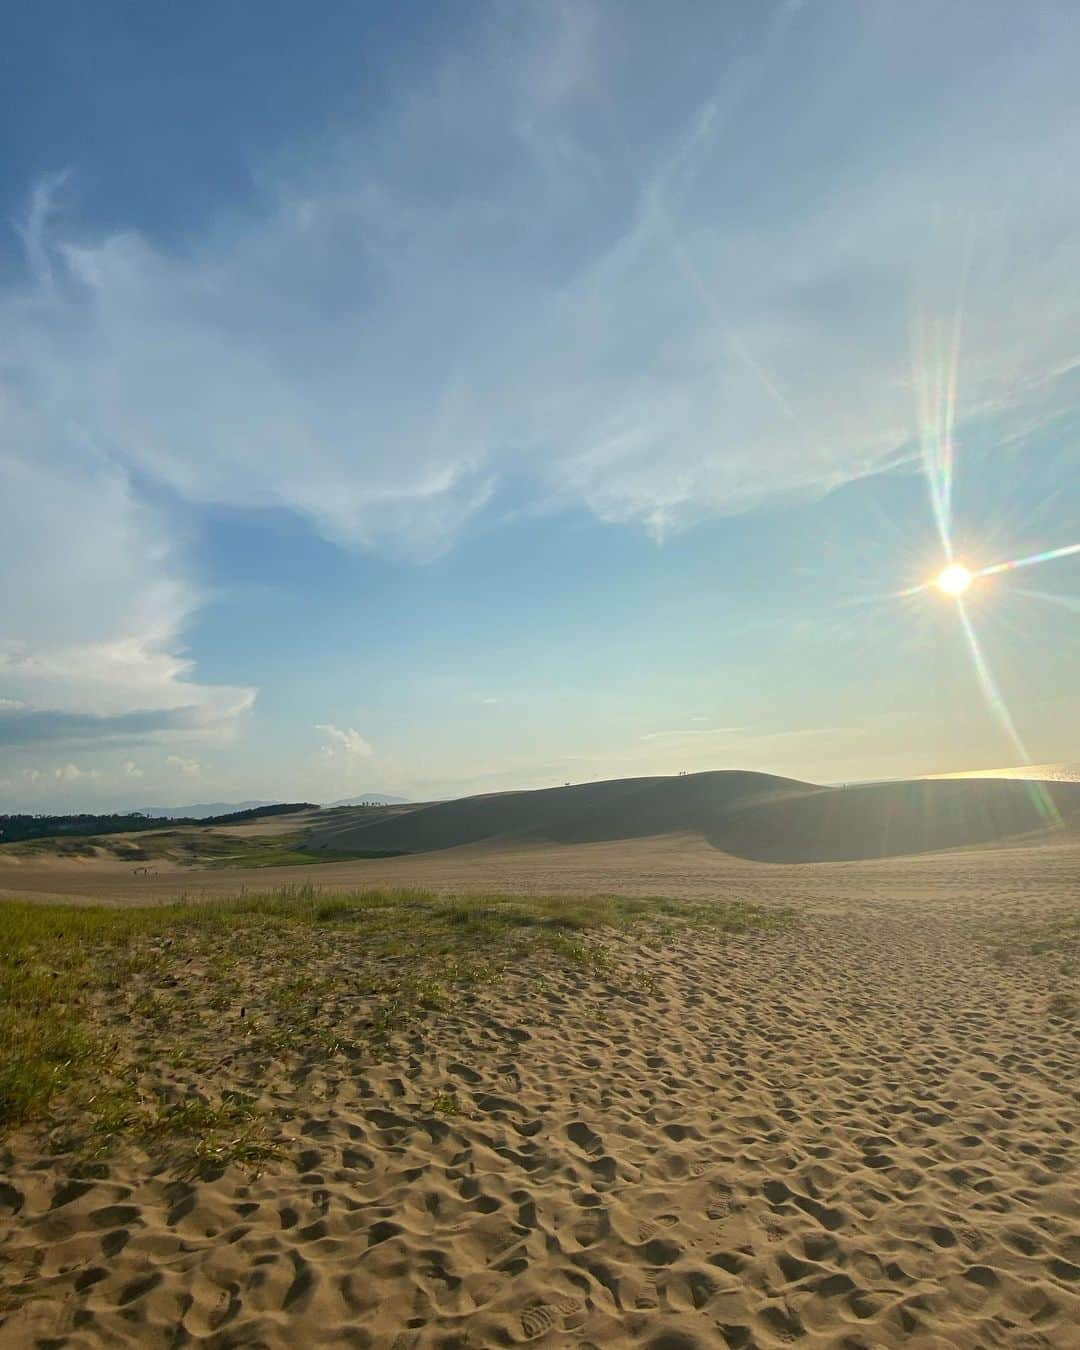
left=977, top=541, right=1080, bottom=577
left=954, top=600, right=1062, bottom=827
left=954, top=600, right=1027, bottom=760
left=900, top=281, right=1075, bottom=818
left=911, top=251, right=970, bottom=562
left=894, top=540, right=1080, bottom=600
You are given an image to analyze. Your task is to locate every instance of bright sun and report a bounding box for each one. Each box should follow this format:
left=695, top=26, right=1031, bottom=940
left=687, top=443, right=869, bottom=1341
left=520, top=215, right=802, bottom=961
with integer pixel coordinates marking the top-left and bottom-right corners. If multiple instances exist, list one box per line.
left=936, top=563, right=974, bottom=597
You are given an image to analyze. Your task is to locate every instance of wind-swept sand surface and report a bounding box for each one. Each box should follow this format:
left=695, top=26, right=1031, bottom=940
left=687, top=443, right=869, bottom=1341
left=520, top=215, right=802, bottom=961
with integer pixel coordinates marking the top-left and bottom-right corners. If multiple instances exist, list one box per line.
left=2, top=826, right=1079, bottom=1347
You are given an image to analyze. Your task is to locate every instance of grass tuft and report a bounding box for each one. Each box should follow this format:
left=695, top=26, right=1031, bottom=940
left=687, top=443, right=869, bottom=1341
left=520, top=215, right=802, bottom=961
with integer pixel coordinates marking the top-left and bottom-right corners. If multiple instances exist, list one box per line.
left=1, top=887, right=788, bottom=1168
left=990, top=912, right=1078, bottom=1020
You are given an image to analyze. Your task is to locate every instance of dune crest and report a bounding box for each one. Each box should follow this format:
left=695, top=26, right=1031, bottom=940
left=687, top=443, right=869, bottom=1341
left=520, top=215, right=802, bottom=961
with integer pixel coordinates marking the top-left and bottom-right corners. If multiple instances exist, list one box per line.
left=309, top=770, right=1080, bottom=864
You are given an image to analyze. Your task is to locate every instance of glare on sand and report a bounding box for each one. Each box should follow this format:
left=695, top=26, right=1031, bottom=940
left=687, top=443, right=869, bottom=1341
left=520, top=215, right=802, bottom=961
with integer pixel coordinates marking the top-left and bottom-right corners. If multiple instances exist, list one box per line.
left=936, top=562, right=973, bottom=596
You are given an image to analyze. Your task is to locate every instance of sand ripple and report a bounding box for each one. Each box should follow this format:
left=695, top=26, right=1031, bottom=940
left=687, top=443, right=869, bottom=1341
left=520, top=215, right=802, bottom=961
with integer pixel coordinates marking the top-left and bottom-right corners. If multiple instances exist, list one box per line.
left=2, top=899, right=1079, bottom=1346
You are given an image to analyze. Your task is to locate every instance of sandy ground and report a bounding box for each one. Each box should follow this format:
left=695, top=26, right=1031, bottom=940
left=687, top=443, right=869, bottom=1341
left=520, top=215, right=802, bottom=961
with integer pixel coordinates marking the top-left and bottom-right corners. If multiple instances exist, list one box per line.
left=1, top=834, right=1079, bottom=1347
left=2, top=828, right=1079, bottom=918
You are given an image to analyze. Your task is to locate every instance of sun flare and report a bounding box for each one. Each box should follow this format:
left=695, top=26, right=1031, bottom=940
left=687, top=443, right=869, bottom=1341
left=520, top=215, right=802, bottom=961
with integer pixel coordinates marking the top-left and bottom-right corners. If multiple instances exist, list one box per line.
left=936, top=563, right=974, bottom=597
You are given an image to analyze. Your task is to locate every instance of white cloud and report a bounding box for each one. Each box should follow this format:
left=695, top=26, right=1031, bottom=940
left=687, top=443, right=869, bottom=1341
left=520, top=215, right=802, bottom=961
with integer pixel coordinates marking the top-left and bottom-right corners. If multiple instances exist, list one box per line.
left=3, top=6, right=1078, bottom=567
left=2, top=3, right=1080, bottom=804
left=121, top=760, right=144, bottom=778
left=639, top=725, right=859, bottom=760
left=54, top=763, right=99, bottom=782
left=316, top=724, right=375, bottom=759
left=641, top=727, right=744, bottom=742
left=0, top=403, right=255, bottom=750
left=166, top=754, right=201, bottom=777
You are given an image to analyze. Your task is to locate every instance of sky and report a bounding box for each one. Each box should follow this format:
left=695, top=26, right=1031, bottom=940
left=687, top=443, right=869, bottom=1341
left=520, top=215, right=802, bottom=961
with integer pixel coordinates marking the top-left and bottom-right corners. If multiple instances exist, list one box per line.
left=3, top=0, right=1080, bottom=811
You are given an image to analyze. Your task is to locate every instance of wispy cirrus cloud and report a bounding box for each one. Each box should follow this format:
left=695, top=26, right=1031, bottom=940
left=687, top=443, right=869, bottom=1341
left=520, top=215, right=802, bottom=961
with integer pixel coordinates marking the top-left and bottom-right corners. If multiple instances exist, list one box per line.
left=641, top=727, right=745, bottom=742
left=7, top=4, right=1080, bottom=560
left=641, top=725, right=852, bottom=745
left=3, top=1, right=1080, bottom=803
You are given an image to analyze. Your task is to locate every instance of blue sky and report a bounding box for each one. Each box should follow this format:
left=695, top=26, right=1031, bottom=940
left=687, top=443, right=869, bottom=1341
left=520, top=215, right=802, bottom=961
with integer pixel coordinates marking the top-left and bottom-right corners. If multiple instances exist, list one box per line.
left=2, top=1, right=1080, bottom=809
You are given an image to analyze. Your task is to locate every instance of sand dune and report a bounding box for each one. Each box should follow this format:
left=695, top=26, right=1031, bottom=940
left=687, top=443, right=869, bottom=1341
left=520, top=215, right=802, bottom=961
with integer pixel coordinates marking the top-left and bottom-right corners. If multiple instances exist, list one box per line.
left=707, top=776, right=1080, bottom=863
left=309, top=771, right=804, bottom=855
left=3, top=778, right=1079, bottom=1346
left=2, top=847, right=1078, bottom=1347
left=310, top=770, right=1080, bottom=863
left=6, top=772, right=1079, bottom=914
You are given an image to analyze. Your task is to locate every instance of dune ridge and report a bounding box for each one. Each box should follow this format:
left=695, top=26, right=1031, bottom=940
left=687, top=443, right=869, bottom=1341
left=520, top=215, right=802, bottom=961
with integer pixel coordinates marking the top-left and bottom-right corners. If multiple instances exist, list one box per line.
left=309, top=770, right=1080, bottom=864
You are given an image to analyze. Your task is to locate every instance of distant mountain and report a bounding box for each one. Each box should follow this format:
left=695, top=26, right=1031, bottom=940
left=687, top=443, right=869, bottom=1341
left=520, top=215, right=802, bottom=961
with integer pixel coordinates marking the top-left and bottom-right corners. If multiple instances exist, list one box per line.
left=326, top=793, right=410, bottom=807
left=135, top=801, right=277, bottom=819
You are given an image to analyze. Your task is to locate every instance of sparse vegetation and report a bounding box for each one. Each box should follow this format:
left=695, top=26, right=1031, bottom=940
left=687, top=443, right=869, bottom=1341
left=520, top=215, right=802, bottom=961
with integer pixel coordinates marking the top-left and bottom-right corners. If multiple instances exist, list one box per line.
left=0, top=803, right=317, bottom=846
left=992, top=912, right=1080, bottom=970
left=0, top=888, right=788, bottom=1173
left=1, top=826, right=404, bottom=869
left=990, top=912, right=1078, bottom=1020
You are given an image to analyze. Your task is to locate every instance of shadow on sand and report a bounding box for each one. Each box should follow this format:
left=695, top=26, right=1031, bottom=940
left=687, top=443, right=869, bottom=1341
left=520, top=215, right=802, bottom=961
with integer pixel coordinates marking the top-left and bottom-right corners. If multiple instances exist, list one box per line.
left=308, top=771, right=1080, bottom=865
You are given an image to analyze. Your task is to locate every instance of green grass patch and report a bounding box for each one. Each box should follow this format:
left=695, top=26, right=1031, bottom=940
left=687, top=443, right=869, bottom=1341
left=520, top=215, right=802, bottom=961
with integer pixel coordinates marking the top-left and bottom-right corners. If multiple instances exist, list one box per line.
left=0, top=887, right=788, bottom=1168
left=0, top=828, right=405, bottom=869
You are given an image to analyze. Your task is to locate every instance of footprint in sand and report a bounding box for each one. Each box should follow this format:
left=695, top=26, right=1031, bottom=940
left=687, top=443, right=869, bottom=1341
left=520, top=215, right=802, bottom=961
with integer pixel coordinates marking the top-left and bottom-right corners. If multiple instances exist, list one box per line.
left=566, top=1121, right=603, bottom=1155
left=520, top=1296, right=585, bottom=1339
left=0, top=1184, right=24, bottom=1217
left=706, top=1183, right=736, bottom=1221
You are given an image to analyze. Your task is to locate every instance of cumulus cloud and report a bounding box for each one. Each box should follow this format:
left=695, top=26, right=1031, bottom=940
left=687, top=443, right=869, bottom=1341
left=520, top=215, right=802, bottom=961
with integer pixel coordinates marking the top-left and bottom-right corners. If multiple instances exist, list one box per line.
left=166, top=754, right=201, bottom=777
left=317, top=724, right=375, bottom=759
left=53, top=763, right=99, bottom=782
left=0, top=405, right=254, bottom=752
left=121, top=760, right=144, bottom=778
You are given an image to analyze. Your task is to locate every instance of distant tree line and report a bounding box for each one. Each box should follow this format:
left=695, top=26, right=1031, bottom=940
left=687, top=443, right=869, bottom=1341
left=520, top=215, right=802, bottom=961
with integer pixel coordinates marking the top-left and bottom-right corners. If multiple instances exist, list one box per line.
left=0, top=802, right=317, bottom=845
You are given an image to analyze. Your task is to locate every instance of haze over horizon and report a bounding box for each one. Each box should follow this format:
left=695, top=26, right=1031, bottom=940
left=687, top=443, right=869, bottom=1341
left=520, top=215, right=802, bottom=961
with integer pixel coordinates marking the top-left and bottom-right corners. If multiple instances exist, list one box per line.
left=4, top=1, right=1080, bottom=812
